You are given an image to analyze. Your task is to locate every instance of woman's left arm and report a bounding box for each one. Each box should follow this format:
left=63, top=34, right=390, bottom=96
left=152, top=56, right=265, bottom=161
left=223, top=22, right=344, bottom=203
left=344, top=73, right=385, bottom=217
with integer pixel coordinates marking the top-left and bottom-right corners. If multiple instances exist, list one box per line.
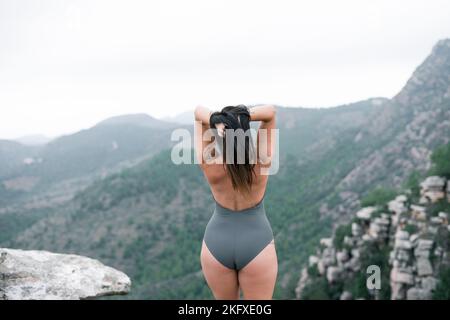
left=194, top=105, right=214, bottom=166
left=194, top=105, right=212, bottom=125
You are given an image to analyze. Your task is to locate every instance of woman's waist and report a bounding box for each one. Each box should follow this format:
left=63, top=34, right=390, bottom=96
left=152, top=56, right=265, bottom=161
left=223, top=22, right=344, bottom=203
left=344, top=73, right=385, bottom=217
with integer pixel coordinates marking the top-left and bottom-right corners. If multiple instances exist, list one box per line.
left=212, top=195, right=265, bottom=215
left=206, top=206, right=272, bottom=234
left=213, top=202, right=265, bottom=217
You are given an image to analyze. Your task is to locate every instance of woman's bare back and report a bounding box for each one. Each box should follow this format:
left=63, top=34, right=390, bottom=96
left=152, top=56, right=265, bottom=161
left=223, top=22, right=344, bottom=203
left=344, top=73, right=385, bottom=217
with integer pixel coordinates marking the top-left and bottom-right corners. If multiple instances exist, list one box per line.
left=201, top=162, right=269, bottom=211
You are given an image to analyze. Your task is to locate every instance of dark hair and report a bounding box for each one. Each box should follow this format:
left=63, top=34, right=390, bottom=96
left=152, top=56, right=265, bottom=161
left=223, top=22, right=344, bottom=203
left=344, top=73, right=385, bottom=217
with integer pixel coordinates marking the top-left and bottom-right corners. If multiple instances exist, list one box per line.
left=209, top=105, right=256, bottom=194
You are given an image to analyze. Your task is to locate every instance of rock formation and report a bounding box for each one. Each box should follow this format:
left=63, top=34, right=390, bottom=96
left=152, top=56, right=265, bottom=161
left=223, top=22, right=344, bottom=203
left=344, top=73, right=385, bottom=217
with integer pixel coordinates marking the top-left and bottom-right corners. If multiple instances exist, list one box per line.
left=296, top=176, right=449, bottom=300
left=0, top=248, right=131, bottom=300
left=420, top=176, right=446, bottom=204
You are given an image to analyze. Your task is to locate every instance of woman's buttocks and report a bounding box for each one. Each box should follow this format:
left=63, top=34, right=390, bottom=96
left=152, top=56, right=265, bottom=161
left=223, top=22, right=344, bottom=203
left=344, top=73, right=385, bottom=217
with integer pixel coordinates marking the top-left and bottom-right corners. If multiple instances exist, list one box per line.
left=203, top=200, right=274, bottom=270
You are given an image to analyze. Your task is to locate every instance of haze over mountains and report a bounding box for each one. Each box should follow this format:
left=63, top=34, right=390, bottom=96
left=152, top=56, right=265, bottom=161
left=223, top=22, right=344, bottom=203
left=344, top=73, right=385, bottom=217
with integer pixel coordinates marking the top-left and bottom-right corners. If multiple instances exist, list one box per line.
left=14, top=135, right=54, bottom=146
left=1, top=39, right=449, bottom=299
left=162, top=111, right=195, bottom=125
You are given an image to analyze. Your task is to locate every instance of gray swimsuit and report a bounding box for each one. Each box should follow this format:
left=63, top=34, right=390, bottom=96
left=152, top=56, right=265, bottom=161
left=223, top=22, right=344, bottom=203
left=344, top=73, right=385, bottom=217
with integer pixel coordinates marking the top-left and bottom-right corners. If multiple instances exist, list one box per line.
left=203, top=196, right=274, bottom=271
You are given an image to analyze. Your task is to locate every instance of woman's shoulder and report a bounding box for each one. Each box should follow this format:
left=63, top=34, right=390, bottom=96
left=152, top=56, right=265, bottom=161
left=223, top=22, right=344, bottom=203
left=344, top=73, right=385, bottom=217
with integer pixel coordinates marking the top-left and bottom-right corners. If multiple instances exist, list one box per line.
left=200, top=163, right=227, bottom=180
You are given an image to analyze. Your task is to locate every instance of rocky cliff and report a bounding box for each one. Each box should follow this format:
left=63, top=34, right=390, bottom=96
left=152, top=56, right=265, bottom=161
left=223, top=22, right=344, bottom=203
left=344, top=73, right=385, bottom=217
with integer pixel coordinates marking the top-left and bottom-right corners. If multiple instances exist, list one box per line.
left=322, top=39, right=450, bottom=223
left=296, top=175, right=450, bottom=300
left=0, top=248, right=131, bottom=300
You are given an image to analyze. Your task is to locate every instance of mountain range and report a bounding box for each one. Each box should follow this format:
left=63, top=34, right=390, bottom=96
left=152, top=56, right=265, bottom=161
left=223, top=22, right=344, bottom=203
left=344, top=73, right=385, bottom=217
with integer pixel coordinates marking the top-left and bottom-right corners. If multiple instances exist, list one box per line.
left=0, top=39, right=449, bottom=299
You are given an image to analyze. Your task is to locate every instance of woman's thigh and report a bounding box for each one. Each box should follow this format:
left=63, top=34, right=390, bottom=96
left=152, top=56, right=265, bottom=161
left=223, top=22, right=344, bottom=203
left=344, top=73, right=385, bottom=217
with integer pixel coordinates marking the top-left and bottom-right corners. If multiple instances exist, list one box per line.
left=200, top=240, right=240, bottom=300
left=237, top=239, right=278, bottom=299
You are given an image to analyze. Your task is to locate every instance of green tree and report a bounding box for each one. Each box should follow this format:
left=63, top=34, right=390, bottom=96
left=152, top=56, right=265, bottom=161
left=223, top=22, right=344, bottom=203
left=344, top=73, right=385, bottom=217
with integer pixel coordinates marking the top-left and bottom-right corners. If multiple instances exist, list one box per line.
left=433, top=267, right=450, bottom=300
left=360, top=188, right=397, bottom=207
left=404, top=170, right=422, bottom=200
left=333, top=223, right=352, bottom=250
left=430, top=143, right=450, bottom=178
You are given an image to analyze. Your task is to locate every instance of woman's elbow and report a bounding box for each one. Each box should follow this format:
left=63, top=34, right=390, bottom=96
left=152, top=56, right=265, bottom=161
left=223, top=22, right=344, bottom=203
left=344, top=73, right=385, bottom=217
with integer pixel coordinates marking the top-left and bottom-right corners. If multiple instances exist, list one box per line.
left=271, top=105, right=276, bottom=116
left=267, top=105, right=276, bottom=119
left=194, top=106, right=202, bottom=121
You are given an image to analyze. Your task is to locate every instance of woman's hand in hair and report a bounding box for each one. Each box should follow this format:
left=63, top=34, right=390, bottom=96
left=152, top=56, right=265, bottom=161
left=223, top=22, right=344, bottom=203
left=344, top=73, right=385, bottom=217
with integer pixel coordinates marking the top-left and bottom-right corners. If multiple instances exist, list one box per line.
left=215, top=123, right=225, bottom=137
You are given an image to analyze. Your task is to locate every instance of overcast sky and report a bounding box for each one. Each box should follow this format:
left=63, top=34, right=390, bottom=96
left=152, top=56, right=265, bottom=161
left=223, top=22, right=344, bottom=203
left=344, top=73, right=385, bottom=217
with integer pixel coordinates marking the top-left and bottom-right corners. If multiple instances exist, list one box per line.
left=1, top=0, right=450, bottom=139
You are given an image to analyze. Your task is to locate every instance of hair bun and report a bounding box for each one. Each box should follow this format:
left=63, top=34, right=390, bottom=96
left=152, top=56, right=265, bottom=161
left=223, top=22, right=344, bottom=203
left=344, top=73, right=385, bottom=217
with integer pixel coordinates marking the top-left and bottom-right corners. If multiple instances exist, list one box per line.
left=209, top=105, right=250, bottom=130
